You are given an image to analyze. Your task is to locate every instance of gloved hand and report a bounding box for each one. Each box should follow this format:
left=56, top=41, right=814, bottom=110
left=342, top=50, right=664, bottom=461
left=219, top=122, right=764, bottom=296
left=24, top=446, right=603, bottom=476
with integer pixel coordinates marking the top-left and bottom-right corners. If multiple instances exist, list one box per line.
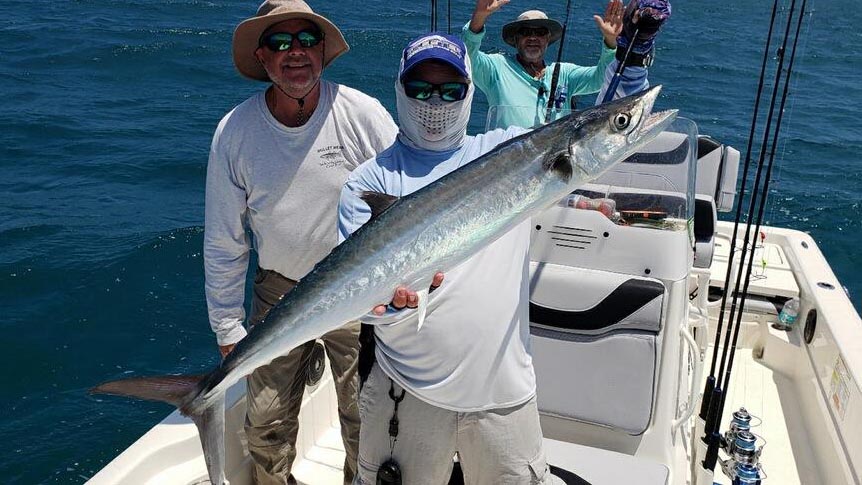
left=618, top=0, right=672, bottom=54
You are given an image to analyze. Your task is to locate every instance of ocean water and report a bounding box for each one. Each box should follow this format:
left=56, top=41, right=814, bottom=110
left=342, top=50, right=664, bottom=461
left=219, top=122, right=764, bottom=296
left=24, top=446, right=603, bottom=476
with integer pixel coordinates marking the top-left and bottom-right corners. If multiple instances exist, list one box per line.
left=0, top=0, right=859, bottom=482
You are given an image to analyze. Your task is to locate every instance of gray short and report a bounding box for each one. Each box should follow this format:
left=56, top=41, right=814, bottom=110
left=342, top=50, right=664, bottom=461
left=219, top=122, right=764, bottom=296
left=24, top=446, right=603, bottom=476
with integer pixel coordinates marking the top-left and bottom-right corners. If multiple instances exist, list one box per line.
left=355, top=363, right=550, bottom=485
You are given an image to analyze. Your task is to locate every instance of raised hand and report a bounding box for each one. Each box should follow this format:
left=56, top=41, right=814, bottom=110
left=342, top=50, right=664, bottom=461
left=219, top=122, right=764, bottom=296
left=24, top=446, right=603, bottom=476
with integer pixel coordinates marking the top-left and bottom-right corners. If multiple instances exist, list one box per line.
left=470, top=0, right=511, bottom=33
left=474, top=0, right=510, bottom=16
left=593, top=0, right=624, bottom=48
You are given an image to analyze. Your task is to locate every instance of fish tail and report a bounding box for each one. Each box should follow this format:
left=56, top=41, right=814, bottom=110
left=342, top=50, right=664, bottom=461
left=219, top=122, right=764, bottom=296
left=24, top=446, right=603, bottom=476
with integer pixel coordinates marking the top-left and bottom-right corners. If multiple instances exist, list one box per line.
left=91, top=374, right=229, bottom=485
left=91, top=374, right=206, bottom=407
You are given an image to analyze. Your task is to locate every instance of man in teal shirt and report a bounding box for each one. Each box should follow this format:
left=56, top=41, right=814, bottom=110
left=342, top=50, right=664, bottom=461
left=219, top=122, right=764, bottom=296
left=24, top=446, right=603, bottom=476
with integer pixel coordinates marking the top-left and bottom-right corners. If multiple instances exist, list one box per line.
left=463, top=0, right=623, bottom=128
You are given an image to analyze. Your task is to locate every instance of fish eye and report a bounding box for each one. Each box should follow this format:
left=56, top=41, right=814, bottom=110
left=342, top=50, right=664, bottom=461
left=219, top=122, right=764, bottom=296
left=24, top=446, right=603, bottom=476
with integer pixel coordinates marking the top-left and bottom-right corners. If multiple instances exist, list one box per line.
left=612, top=113, right=631, bottom=131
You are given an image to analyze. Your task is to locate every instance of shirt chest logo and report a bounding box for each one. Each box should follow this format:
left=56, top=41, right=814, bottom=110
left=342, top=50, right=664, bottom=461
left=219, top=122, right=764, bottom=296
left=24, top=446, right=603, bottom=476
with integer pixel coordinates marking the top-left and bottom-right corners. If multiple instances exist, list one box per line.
left=317, top=145, right=348, bottom=169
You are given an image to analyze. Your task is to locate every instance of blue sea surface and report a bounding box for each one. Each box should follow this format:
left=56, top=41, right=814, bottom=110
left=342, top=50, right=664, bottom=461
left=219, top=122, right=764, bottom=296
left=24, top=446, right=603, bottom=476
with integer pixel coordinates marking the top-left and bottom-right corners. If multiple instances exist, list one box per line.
left=0, top=0, right=859, bottom=482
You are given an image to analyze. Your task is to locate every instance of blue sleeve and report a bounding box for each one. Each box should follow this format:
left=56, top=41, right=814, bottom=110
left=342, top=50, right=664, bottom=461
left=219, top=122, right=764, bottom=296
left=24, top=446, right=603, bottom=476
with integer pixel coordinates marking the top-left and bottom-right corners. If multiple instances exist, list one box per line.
left=565, top=44, right=616, bottom=95
left=461, top=22, right=497, bottom=96
left=338, top=159, right=390, bottom=243
left=593, top=61, right=650, bottom=105
left=337, top=177, right=373, bottom=243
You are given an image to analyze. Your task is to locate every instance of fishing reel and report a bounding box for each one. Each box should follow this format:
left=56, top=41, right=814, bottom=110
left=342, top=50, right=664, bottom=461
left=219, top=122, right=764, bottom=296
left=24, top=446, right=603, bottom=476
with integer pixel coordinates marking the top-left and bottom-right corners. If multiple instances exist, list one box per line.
left=719, top=408, right=767, bottom=484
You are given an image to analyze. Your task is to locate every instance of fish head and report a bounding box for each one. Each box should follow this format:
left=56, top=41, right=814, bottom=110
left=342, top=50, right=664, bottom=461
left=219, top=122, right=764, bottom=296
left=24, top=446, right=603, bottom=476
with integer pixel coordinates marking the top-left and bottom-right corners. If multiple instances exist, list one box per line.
left=562, top=86, right=677, bottom=183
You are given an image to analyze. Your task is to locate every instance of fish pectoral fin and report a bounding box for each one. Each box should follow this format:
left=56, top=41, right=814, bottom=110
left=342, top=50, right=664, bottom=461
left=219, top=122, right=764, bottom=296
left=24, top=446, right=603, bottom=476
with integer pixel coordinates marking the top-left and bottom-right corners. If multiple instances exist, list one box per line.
left=359, top=191, right=399, bottom=219
left=416, top=288, right=430, bottom=332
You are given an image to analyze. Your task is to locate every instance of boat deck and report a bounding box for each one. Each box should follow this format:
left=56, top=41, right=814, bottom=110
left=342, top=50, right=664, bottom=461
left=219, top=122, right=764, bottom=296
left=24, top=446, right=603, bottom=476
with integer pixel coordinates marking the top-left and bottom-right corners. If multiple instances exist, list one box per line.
left=699, top=234, right=829, bottom=484
left=88, top=227, right=860, bottom=485
left=705, top=334, right=819, bottom=484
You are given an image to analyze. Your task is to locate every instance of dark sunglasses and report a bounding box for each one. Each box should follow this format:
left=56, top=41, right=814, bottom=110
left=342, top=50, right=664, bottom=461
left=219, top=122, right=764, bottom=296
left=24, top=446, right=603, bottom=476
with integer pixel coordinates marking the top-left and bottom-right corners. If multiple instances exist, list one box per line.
left=403, top=80, right=469, bottom=102
left=518, top=27, right=550, bottom=37
left=260, top=29, right=324, bottom=51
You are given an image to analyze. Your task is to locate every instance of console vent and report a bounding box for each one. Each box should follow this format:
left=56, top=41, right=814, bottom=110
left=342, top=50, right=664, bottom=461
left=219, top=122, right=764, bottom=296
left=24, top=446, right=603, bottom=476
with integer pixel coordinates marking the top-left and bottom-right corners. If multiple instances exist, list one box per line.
left=547, top=225, right=596, bottom=250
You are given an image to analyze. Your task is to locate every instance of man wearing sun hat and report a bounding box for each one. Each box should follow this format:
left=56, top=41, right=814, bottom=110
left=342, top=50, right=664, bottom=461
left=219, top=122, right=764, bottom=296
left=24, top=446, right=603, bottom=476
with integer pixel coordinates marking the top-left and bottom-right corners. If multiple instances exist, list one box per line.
left=338, top=32, right=549, bottom=484
left=462, top=0, right=623, bottom=128
left=204, top=0, right=397, bottom=482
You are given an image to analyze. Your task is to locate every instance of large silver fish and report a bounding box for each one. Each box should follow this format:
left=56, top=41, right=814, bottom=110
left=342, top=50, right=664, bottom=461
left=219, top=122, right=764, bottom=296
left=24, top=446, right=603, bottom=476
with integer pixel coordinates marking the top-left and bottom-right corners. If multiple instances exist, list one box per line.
left=93, top=86, right=676, bottom=484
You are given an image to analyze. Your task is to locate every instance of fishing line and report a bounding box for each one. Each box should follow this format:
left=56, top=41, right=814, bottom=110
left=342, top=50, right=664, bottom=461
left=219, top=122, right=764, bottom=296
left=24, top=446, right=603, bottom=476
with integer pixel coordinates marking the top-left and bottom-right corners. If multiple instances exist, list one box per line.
left=715, top=0, right=800, bottom=398
left=717, top=0, right=809, bottom=428
left=447, top=0, right=451, bottom=34
left=544, top=0, right=575, bottom=122
left=698, top=0, right=782, bottom=425
left=767, top=7, right=815, bottom=228
left=702, top=0, right=809, bottom=472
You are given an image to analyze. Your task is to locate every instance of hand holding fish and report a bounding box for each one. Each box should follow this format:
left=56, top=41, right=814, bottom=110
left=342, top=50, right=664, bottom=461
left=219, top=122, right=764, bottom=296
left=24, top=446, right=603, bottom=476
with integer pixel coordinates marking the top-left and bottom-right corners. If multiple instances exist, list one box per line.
left=219, top=343, right=236, bottom=358
left=372, top=272, right=445, bottom=315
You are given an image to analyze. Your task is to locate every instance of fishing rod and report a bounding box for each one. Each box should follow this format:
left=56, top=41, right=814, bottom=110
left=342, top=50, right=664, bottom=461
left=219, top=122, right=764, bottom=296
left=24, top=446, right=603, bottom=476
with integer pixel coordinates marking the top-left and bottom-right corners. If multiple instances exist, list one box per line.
left=696, top=0, right=782, bottom=438
left=544, top=0, right=575, bottom=122
left=600, top=1, right=671, bottom=104
left=601, top=27, right=638, bottom=104
left=431, top=0, right=437, bottom=31
left=711, top=0, right=808, bottom=457
left=697, top=0, right=807, bottom=480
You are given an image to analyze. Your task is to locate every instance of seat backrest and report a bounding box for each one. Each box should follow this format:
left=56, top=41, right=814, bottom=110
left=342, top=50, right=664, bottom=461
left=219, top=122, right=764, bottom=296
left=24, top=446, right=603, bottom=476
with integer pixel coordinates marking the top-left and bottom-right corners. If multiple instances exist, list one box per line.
left=696, top=136, right=740, bottom=213
left=529, top=263, right=665, bottom=434
left=694, top=195, right=717, bottom=268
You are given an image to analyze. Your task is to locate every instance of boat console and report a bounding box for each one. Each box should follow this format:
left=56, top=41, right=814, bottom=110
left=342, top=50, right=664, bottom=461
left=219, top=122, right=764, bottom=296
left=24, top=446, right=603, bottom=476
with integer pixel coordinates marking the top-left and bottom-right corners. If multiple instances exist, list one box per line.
left=527, top=118, right=741, bottom=483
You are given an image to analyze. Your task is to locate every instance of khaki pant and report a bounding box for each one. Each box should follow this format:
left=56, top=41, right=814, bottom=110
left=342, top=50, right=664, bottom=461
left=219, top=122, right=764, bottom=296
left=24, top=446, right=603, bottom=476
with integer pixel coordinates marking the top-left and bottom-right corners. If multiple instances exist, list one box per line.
left=246, top=268, right=360, bottom=485
left=355, top=363, right=550, bottom=485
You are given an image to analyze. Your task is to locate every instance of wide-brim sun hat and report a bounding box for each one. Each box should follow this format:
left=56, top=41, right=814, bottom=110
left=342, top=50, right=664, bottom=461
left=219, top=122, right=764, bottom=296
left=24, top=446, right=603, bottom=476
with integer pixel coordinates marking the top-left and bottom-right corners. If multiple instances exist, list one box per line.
left=232, top=0, right=349, bottom=82
left=501, top=10, right=563, bottom=47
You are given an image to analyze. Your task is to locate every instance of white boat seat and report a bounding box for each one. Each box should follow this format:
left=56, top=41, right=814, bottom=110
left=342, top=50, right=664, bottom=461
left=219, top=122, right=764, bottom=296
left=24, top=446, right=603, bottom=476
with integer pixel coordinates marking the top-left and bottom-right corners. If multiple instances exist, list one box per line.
left=590, top=133, right=738, bottom=264
left=544, top=438, right=669, bottom=485
left=595, top=131, right=690, bottom=196
left=694, top=194, right=717, bottom=268
left=595, top=132, right=738, bottom=213
left=529, top=263, right=665, bottom=435
left=696, top=135, right=740, bottom=212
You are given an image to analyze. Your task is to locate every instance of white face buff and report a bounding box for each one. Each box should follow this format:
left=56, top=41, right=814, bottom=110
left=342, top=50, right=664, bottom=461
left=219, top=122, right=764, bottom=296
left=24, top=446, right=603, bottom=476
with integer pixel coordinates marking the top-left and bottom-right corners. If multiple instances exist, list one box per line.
left=395, top=56, right=474, bottom=152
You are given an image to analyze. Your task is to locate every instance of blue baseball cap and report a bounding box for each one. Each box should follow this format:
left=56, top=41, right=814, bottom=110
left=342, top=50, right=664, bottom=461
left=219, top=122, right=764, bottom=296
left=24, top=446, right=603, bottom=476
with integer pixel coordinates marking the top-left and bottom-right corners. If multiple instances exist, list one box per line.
left=399, top=33, right=469, bottom=82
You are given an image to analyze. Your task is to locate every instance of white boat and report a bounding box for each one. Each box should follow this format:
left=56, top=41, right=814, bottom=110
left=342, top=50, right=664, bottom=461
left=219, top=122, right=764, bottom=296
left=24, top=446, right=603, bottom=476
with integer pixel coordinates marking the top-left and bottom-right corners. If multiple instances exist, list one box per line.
left=87, top=113, right=862, bottom=484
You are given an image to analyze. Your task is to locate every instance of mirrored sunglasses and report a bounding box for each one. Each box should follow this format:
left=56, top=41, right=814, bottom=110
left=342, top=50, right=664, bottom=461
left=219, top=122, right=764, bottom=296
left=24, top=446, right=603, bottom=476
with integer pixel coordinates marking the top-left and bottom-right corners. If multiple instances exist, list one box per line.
left=403, top=80, right=469, bottom=102
left=260, top=30, right=324, bottom=51
left=518, top=27, right=550, bottom=37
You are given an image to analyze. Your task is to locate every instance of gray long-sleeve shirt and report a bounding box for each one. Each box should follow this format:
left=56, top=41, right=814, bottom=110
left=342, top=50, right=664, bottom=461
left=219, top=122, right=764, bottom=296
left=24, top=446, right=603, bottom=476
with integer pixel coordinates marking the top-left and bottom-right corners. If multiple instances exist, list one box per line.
left=204, top=80, right=397, bottom=345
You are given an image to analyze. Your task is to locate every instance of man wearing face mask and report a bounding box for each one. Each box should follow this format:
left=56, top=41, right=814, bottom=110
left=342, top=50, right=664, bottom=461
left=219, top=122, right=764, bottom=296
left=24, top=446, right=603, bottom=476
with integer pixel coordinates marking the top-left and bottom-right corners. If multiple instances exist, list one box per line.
left=338, top=34, right=548, bottom=484
left=205, top=1, right=397, bottom=483
left=463, top=0, right=623, bottom=128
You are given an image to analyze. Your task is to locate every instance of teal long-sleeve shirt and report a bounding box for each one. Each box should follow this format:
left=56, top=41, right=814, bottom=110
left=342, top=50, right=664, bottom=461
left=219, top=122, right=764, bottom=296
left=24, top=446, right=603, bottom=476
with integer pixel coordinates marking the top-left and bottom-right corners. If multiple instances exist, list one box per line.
left=462, top=22, right=615, bottom=129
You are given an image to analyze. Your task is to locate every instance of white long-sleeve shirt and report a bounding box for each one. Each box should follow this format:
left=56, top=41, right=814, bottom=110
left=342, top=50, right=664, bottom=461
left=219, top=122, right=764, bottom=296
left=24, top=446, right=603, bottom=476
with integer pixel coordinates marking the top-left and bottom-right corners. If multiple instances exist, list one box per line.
left=337, top=130, right=537, bottom=412
left=205, top=80, right=397, bottom=346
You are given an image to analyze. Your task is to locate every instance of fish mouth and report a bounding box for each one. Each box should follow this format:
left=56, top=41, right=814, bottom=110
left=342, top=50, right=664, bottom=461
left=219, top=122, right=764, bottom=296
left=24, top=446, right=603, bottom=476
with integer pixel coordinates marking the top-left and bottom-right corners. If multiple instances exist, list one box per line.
left=641, top=108, right=678, bottom=136
left=632, top=85, right=677, bottom=142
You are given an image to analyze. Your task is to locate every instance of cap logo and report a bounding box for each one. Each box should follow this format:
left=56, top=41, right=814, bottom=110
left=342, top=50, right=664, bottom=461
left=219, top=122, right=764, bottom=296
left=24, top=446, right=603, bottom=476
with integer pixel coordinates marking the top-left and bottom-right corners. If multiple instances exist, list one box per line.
left=405, top=35, right=463, bottom=61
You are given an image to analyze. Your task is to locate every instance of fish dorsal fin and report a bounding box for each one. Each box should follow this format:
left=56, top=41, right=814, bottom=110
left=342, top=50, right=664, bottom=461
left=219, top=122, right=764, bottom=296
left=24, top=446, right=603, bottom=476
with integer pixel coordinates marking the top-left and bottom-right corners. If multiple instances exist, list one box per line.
left=359, top=191, right=399, bottom=219
left=416, top=288, right=430, bottom=332
left=543, top=152, right=573, bottom=183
